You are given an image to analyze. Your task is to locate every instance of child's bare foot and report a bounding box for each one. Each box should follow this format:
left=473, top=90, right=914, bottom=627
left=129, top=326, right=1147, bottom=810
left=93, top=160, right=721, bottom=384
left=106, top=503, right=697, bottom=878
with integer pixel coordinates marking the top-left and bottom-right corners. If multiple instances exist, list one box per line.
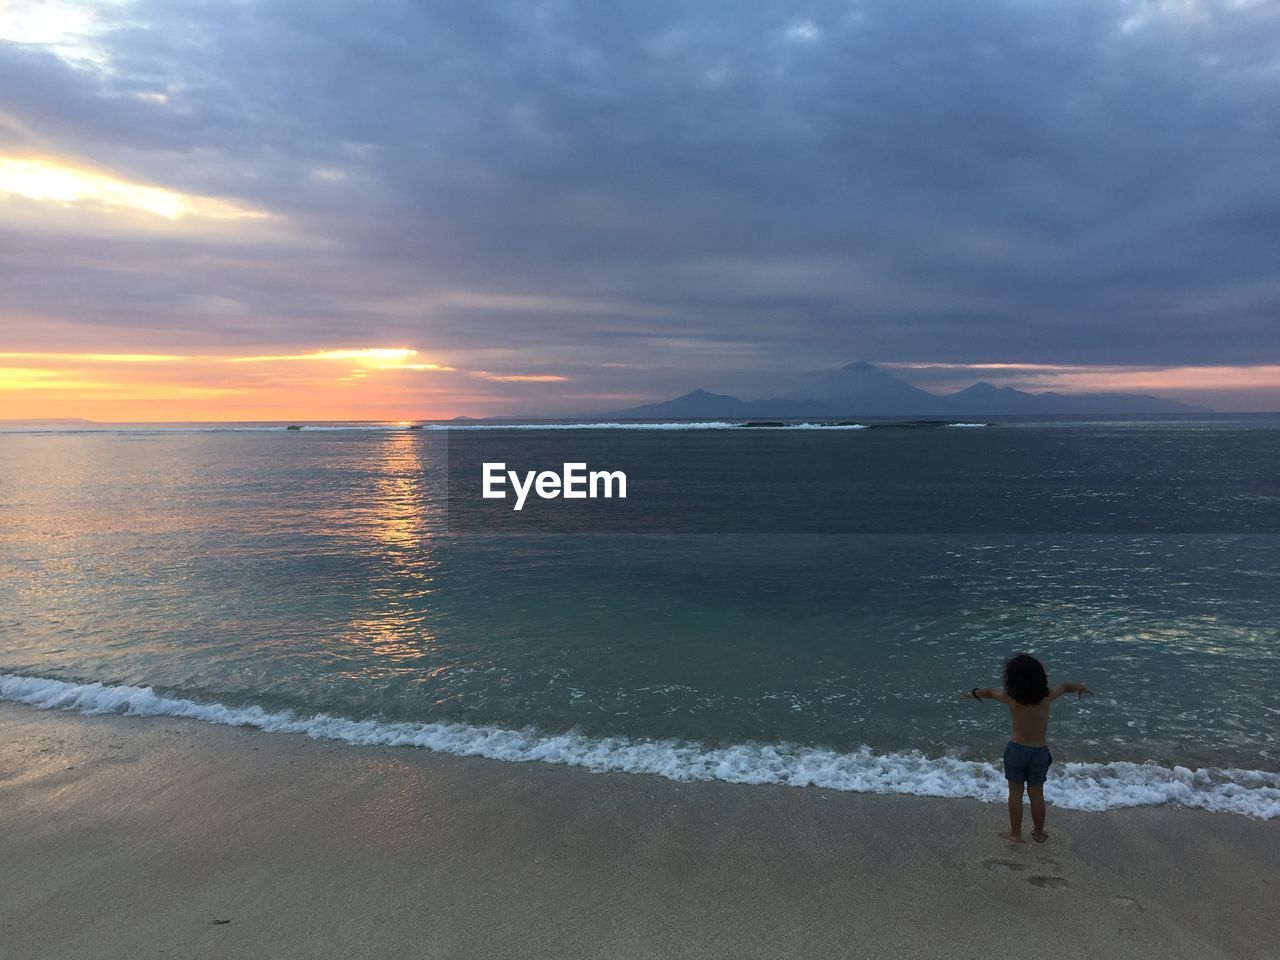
left=999, top=831, right=1025, bottom=844
left=1032, top=831, right=1049, bottom=843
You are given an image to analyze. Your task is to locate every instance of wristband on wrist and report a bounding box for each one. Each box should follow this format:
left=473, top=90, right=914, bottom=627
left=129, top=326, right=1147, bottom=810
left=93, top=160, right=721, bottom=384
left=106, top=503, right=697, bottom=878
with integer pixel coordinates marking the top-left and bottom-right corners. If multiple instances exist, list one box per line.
left=971, top=687, right=982, bottom=701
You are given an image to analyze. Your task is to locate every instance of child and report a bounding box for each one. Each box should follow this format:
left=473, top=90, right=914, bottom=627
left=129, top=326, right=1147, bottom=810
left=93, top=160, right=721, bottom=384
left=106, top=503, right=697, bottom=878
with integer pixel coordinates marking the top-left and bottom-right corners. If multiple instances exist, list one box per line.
left=962, top=653, right=1093, bottom=843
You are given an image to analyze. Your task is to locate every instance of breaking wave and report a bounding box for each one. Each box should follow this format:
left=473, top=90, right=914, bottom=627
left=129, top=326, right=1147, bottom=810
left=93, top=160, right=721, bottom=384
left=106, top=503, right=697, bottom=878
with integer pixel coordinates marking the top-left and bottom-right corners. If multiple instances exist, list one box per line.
left=4, top=673, right=1272, bottom=818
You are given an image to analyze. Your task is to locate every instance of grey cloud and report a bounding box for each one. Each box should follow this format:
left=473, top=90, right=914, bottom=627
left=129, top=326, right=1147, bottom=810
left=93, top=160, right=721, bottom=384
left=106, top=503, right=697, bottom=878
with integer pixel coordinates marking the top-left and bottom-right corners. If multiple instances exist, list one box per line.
left=2, top=0, right=1279, bottom=409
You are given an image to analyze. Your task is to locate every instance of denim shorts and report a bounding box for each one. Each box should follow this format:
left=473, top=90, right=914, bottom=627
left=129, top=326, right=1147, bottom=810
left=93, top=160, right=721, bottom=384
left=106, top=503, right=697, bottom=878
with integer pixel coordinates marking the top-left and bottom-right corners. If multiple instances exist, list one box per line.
left=1003, top=741, right=1053, bottom=786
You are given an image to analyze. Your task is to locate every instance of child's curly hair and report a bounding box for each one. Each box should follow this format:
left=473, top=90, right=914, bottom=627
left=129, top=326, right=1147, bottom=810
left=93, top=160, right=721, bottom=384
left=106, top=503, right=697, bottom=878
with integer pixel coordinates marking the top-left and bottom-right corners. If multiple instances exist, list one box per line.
left=1003, top=653, right=1050, bottom=706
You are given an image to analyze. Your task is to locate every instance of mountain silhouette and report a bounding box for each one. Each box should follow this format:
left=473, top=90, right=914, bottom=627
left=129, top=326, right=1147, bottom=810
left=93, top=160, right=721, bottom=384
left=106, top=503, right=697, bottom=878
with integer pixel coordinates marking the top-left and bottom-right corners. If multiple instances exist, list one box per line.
left=601, top=364, right=1210, bottom=418
left=944, top=380, right=1210, bottom=414
left=605, top=388, right=831, bottom=419
left=783, top=360, right=945, bottom=415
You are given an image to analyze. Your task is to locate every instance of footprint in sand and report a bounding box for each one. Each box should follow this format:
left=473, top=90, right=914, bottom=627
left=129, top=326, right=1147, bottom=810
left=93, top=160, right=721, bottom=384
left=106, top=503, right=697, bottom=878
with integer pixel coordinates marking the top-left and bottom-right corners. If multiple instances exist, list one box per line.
left=1036, top=856, right=1060, bottom=867
left=982, top=858, right=1026, bottom=872
left=1110, top=896, right=1144, bottom=911
left=1028, top=875, right=1070, bottom=889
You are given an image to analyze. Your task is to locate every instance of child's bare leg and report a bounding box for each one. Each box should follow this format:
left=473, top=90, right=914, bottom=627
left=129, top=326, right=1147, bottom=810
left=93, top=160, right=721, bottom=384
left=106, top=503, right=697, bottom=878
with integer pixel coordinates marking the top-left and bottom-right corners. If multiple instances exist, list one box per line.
left=1001, top=780, right=1025, bottom=842
left=1028, top=784, right=1048, bottom=841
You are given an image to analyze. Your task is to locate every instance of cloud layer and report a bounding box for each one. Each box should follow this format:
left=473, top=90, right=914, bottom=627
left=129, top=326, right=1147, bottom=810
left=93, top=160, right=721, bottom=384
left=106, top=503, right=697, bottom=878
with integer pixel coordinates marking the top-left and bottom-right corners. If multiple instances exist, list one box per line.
left=2, top=0, right=1279, bottom=416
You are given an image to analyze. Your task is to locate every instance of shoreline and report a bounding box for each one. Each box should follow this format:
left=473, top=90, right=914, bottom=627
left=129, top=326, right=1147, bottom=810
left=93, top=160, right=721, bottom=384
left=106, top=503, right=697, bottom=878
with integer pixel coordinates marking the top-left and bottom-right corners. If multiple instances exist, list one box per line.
left=5, top=673, right=1277, bottom=819
left=3, top=701, right=1278, bottom=959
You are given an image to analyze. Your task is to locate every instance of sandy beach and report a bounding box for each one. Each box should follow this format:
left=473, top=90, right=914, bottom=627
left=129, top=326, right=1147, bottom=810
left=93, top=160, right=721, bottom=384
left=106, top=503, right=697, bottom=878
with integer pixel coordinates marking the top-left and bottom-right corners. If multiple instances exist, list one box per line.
left=1, top=703, right=1276, bottom=959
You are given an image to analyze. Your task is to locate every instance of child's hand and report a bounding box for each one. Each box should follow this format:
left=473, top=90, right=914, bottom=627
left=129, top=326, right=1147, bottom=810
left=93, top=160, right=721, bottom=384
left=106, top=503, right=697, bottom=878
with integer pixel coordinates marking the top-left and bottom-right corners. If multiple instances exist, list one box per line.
left=1076, top=684, right=1095, bottom=699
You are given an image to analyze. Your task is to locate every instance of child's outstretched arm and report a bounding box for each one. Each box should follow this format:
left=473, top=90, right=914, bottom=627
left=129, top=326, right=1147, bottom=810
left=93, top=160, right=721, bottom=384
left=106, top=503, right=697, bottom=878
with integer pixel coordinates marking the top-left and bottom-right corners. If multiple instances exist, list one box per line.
left=960, top=686, right=1009, bottom=703
left=1049, top=681, right=1094, bottom=700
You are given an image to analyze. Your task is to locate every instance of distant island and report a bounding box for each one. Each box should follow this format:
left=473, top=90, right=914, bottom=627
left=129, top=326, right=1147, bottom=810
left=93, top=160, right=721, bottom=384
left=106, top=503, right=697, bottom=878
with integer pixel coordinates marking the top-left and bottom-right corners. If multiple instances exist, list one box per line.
left=601, top=361, right=1210, bottom=419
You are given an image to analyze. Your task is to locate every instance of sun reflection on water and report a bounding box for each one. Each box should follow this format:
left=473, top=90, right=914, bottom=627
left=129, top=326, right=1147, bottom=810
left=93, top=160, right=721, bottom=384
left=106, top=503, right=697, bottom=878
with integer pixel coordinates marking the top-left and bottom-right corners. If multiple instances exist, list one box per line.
left=335, top=432, right=445, bottom=682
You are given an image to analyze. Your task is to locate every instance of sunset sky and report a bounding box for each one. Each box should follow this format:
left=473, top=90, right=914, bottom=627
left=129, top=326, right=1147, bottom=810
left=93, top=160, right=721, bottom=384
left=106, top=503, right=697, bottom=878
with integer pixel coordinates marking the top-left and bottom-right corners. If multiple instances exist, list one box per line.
left=2, top=0, right=1279, bottom=419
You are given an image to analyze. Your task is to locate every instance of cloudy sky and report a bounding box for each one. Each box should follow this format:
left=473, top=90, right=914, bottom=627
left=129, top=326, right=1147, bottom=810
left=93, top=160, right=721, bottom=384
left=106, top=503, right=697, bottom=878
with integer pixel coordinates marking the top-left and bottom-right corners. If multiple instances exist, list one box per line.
left=2, top=0, right=1278, bottom=419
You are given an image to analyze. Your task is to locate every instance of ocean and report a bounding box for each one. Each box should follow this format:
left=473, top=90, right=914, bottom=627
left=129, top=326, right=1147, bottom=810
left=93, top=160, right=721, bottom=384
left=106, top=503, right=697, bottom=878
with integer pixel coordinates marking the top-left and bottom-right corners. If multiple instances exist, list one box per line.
left=2, top=417, right=1278, bottom=817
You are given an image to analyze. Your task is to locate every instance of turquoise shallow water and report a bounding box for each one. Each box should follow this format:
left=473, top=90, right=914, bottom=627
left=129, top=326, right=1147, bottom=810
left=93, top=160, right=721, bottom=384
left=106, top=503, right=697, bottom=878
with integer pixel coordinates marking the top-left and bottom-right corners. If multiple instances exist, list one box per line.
left=2, top=419, right=1279, bottom=815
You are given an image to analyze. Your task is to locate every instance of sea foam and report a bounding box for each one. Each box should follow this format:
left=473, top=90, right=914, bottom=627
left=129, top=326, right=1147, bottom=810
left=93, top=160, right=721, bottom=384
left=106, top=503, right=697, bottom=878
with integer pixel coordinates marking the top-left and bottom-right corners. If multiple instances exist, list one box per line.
left=3, top=673, right=1275, bottom=818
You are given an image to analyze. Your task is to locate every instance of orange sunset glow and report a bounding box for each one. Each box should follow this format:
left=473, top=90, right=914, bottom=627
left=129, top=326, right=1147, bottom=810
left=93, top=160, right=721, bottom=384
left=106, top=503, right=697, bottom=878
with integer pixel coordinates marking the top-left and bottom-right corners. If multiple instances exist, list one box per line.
left=5, top=347, right=1280, bottom=421
left=0, top=348, right=574, bottom=421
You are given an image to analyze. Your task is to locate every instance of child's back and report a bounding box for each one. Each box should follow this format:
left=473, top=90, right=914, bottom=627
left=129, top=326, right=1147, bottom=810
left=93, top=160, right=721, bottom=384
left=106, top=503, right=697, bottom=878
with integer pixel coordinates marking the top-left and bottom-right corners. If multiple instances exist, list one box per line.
left=1006, top=696, right=1051, bottom=747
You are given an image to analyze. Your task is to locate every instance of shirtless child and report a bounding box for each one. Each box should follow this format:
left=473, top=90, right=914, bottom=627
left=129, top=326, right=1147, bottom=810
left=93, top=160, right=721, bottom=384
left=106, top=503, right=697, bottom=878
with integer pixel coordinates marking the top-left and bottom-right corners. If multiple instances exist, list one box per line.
left=962, top=653, right=1094, bottom=843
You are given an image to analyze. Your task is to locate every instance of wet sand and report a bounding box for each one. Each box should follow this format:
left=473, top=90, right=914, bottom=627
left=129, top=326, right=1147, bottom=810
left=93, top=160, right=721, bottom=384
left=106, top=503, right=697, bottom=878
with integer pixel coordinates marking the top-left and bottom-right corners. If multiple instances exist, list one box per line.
left=2, top=702, right=1277, bottom=959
